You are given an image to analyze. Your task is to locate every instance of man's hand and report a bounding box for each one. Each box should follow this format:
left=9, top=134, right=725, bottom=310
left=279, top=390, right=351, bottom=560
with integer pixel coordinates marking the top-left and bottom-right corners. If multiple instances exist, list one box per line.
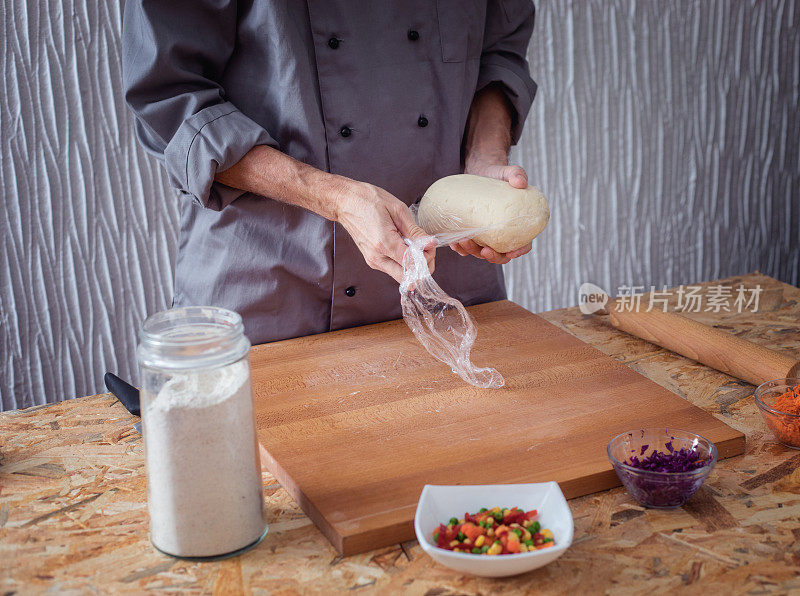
left=450, top=161, right=533, bottom=265
left=216, top=145, right=434, bottom=283
left=334, top=180, right=435, bottom=283
left=453, top=85, right=533, bottom=265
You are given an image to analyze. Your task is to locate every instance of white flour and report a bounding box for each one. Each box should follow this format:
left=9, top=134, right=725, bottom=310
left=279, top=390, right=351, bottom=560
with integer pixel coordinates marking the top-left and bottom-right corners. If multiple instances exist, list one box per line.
left=142, top=360, right=266, bottom=557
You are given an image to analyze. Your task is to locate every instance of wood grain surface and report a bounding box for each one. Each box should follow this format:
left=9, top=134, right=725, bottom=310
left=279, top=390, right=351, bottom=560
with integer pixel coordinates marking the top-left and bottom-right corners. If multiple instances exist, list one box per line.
left=1, top=273, right=798, bottom=595
left=250, top=300, right=744, bottom=555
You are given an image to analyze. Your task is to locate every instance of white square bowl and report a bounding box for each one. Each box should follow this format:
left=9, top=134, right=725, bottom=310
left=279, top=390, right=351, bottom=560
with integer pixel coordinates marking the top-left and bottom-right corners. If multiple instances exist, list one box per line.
left=414, top=482, right=574, bottom=578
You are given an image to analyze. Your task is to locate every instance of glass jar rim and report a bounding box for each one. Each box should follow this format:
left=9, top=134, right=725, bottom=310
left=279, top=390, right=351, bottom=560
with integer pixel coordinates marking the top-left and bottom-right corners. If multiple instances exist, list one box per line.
left=137, top=306, right=250, bottom=370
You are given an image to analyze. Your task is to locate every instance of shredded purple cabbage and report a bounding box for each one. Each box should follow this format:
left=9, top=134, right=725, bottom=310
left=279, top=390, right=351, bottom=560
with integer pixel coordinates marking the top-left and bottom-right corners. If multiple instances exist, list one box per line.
left=624, top=446, right=708, bottom=473
left=613, top=443, right=712, bottom=508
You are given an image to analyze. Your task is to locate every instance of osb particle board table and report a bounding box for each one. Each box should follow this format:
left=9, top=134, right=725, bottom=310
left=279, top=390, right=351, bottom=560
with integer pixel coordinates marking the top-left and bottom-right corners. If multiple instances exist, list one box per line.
left=1, top=273, right=799, bottom=595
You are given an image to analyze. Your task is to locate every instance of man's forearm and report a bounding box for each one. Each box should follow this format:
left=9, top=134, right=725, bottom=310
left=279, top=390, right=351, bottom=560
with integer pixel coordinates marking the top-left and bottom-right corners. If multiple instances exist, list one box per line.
left=215, top=145, right=347, bottom=221
left=458, top=83, right=529, bottom=264
left=215, top=144, right=433, bottom=282
left=464, top=85, right=514, bottom=168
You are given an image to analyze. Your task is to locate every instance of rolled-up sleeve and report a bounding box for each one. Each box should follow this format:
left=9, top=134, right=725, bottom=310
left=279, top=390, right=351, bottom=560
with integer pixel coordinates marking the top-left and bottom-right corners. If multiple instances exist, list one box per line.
left=478, top=0, right=538, bottom=144
left=122, top=0, right=278, bottom=211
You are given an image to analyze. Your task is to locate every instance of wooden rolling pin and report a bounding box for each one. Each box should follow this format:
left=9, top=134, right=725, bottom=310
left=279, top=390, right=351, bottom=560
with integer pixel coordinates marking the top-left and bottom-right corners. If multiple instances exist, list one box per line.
left=599, top=302, right=799, bottom=386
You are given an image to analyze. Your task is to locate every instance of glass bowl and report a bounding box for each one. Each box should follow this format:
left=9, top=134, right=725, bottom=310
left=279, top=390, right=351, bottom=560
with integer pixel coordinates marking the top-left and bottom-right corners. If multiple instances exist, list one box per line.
left=755, top=378, right=800, bottom=449
left=607, top=428, right=717, bottom=509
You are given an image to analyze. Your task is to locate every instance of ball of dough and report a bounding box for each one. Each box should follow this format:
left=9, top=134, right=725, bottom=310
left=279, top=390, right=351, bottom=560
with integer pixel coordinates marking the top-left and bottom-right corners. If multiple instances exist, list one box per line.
left=417, top=174, right=550, bottom=253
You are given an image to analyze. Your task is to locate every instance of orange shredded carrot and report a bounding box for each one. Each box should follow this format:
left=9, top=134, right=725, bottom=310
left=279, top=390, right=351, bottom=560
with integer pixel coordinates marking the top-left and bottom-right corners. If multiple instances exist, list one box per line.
left=767, top=384, right=800, bottom=446
left=775, top=385, right=800, bottom=416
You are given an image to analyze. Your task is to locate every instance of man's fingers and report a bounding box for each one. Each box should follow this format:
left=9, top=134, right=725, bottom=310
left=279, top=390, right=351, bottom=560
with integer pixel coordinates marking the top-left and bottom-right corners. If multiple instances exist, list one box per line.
left=505, top=242, right=532, bottom=259
left=374, top=255, right=405, bottom=283
left=383, top=231, right=411, bottom=265
left=482, top=164, right=528, bottom=189
left=505, top=165, right=528, bottom=189
left=466, top=161, right=529, bottom=188
left=459, top=239, right=484, bottom=258
left=480, top=246, right=511, bottom=265
left=392, top=204, right=427, bottom=240
left=377, top=241, right=434, bottom=281
left=390, top=203, right=438, bottom=268
left=418, top=243, right=436, bottom=275
left=449, top=243, right=468, bottom=256
left=449, top=239, right=523, bottom=264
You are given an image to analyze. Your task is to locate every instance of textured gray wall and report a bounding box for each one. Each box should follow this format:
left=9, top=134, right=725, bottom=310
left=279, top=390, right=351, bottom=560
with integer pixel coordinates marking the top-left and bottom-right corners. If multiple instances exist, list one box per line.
left=508, top=0, right=800, bottom=309
left=1, top=1, right=798, bottom=410
left=1, top=1, right=177, bottom=410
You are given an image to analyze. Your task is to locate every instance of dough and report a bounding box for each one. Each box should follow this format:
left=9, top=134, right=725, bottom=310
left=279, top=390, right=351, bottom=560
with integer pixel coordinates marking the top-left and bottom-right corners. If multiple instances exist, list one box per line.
left=417, top=174, right=550, bottom=253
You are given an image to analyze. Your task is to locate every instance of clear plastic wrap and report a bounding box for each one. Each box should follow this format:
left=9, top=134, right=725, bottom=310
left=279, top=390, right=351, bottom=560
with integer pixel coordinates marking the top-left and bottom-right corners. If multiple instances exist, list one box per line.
left=400, top=227, right=504, bottom=389
left=400, top=180, right=550, bottom=389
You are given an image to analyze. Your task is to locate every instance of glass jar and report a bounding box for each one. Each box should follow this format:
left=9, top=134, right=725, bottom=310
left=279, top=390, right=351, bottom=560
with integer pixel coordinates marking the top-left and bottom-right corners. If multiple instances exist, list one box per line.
left=137, top=306, right=267, bottom=559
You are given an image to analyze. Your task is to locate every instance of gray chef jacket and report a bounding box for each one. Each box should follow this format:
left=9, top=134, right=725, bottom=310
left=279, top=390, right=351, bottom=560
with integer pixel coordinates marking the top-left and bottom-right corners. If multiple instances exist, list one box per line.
left=122, top=0, right=537, bottom=344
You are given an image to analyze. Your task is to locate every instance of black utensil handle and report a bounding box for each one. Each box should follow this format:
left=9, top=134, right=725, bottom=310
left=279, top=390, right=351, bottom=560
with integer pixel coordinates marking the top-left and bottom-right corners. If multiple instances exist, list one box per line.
left=104, top=372, right=141, bottom=416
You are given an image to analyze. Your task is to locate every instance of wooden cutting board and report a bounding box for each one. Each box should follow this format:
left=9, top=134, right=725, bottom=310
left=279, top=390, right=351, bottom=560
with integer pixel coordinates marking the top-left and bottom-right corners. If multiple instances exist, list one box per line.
left=250, top=300, right=745, bottom=555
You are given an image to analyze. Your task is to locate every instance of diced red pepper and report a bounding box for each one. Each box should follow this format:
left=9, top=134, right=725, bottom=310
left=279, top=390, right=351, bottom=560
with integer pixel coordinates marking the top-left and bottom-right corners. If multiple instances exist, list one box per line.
left=435, top=525, right=448, bottom=548
left=505, top=533, right=522, bottom=554
left=504, top=511, right=527, bottom=526
left=461, top=522, right=483, bottom=541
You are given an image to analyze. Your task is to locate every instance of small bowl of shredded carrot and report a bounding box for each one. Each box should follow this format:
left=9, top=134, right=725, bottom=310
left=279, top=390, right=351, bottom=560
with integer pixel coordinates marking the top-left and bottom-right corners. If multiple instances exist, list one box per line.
left=755, top=378, right=800, bottom=449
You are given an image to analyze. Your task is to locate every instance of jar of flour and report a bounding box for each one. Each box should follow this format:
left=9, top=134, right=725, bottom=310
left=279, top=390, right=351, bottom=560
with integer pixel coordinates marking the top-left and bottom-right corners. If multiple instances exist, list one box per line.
left=137, top=306, right=267, bottom=558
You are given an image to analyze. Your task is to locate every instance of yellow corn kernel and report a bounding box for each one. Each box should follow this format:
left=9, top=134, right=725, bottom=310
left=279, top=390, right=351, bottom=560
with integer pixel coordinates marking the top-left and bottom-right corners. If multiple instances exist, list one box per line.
left=475, top=535, right=485, bottom=547
left=463, top=538, right=472, bottom=545
left=459, top=519, right=465, bottom=524
left=502, top=509, right=510, bottom=516
left=487, top=527, right=495, bottom=537
left=449, top=540, right=459, bottom=547
left=487, top=541, right=503, bottom=556
left=485, top=517, right=494, bottom=525
left=541, top=529, right=554, bottom=540
left=520, top=544, right=528, bottom=553
left=522, top=520, right=532, bottom=528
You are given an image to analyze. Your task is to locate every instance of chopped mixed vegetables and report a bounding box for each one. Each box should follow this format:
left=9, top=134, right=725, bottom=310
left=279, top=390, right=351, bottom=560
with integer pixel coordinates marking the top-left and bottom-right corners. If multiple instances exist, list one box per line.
left=432, top=506, right=554, bottom=555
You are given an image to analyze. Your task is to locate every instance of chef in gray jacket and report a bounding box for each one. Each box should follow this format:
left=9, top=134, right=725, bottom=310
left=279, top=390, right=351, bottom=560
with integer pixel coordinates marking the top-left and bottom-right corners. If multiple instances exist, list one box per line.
left=122, top=1, right=537, bottom=344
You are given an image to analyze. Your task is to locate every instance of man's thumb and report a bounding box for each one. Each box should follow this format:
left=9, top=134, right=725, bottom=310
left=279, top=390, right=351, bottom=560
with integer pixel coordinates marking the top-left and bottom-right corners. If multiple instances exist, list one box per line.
left=504, top=165, right=528, bottom=189
left=395, top=206, right=428, bottom=240
left=405, top=220, right=429, bottom=241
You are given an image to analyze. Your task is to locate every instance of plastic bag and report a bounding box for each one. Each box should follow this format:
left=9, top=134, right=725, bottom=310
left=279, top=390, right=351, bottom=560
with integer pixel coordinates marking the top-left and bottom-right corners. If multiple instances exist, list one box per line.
left=399, top=228, right=505, bottom=389
left=399, top=181, right=549, bottom=388
left=399, top=201, right=523, bottom=389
